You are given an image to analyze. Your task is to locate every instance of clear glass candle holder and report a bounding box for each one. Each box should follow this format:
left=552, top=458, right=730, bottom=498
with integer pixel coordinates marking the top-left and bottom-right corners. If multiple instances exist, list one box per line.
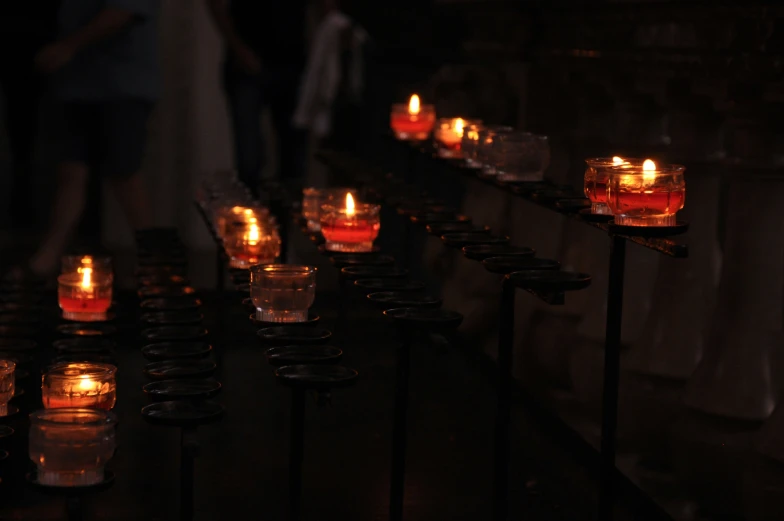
left=250, top=264, right=317, bottom=323
left=29, top=408, right=117, bottom=487
left=584, top=157, right=644, bottom=215
left=390, top=102, right=436, bottom=141
left=489, top=132, right=550, bottom=182
left=434, top=118, right=481, bottom=158
left=302, top=188, right=357, bottom=232
left=58, top=271, right=113, bottom=322
left=464, top=125, right=511, bottom=168
left=607, top=162, right=686, bottom=226
left=42, top=362, right=117, bottom=410
left=223, top=221, right=281, bottom=269
left=0, top=360, right=15, bottom=416
left=320, top=203, right=381, bottom=253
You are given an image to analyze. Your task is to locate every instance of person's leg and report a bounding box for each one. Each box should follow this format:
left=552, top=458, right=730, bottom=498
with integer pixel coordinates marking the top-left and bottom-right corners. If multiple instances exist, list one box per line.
left=223, top=62, right=265, bottom=197
left=26, top=103, right=94, bottom=275
left=101, top=99, right=154, bottom=231
left=267, top=66, right=308, bottom=195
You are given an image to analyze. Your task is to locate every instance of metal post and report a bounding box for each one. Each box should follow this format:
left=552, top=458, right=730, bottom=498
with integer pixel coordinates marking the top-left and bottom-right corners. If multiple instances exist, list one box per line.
left=289, top=388, right=306, bottom=521
left=598, top=236, right=626, bottom=521
left=493, top=277, right=515, bottom=521
left=180, top=426, right=198, bottom=521
left=389, top=332, right=412, bottom=521
left=337, top=274, right=348, bottom=341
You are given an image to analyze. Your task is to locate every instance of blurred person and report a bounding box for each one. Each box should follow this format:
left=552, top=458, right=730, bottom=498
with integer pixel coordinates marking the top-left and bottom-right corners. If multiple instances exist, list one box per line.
left=9, top=0, right=159, bottom=280
left=292, top=0, right=368, bottom=151
left=207, top=0, right=309, bottom=197
left=0, top=3, right=59, bottom=230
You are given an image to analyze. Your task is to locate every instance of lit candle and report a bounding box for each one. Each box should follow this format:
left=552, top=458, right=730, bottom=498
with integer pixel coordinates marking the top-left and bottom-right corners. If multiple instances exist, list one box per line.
left=225, top=220, right=281, bottom=269
left=58, top=267, right=112, bottom=322
left=584, top=156, right=632, bottom=215
left=607, top=159, right=686, bottom=226
left=321, top=193, right=381, bottom=253
left=42, top=362, right=117, bottom=410
left=390, top=94, right=436, bottom=141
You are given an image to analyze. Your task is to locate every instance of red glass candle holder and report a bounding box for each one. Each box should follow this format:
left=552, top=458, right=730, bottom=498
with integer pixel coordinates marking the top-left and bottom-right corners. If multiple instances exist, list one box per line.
left=390, top=97, right=436, bottom=141
left=0, top=360, right=15, bottom=417
left=434, top=118, right=481, bottom=158
left=224, top=221, right=281, bottom=269
left=302, top=188, right=357, bottom=232
left=607, top=162, right=686, bottom=226
left=320, top=203, right=381, bottom=253
left=42, top=362, right=118, bottom=410
left=58, top=271, right=112, bottom=322
left=215, top=205, right=272, bottom=240
left=584, top=157, right=643, bottom=215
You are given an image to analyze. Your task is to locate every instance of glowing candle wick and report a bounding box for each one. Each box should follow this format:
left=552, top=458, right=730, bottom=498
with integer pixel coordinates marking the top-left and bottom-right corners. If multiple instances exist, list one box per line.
left=409, top=94, right=420, bottom=115
left=345, top=193, right=356, bottom=218
left=80, top=268, right=92, bottom=290
left=642, top=159, right=657, bottom=183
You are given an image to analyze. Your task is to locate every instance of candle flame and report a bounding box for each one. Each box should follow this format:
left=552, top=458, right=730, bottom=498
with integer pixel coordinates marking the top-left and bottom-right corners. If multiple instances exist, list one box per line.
left=81, top=256, right=92, bottom=265
left=409, top=94, right=420, bottom=115
left=642, top=159, right=657, bottom=182
left=247, top=223, right=260, bottom=245
left=80, top=268, right=92, bottom=290
left=454, top=118, right=465, bottom=135
left=78, top=377, right=97, bottom=391
left=345, top=192, right=356, bottom=217
left=612, top=156, right=625, bottom=165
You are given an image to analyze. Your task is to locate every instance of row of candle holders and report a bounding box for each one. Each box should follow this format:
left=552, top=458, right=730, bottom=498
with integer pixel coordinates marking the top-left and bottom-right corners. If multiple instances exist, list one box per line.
left=390, top=93, right=688, bottom=230
left=197, top=174, right=363, bottom=521
left=134, top=228, right=225, bottom=521
left=298, top=158, right=601, bottom=521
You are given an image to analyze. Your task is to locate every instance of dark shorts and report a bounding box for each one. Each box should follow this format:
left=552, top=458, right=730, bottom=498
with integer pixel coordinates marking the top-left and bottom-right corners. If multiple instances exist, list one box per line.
left=58, top=99, right=154, bottom=178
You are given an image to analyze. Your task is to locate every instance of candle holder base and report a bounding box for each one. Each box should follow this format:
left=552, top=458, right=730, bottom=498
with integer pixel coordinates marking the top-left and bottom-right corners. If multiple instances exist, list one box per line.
left=613, top=214, right=677, bottom=227
left=143, top=379, right=222, bottom=401
left=62, top=311, right=109, bottom=323
left=255, top=309, right=308, bottom=324
left=266, top=345, right=343, bottom=367
left=0, top=405, right=19, bottom=418
left=27, top=470, right=115, bottom=492
left=250, top=311, right=320, bottom=327
left=323, top=241, right=376, bottom=253
left=318, top=244, right=381, bottom=255
left=592, top=203, right=613, bottom=215
left=141, top=326, right=208, bottom=342
left=257, top=326, right=332, bottom=346
left=144, top=359, right=217, bottom=380
left=608, top=220, right=689, bottom=237
left=56, top=323, right=117, bottom=337
left=579, top=208, right=614, bottom=223
left=393, top=131, right=429, bottom=141
left=36, top=469, right=106, bottom=488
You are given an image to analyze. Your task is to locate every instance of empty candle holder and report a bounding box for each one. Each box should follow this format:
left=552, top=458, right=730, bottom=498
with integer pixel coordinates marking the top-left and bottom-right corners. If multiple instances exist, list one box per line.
left=58, top=269, right=112, bottom=323
left=607, top=160, right=686, bottom=227
left=321, top=194, right=381, bottom=253
left=464, top=125, right=513, bottom=168
left=583, top=157, right=641, bottom=216
left=42, top=363, right=117, bottom=410
left=489, top=132, right=550, bottom=182
left=250, top=265, right=317, bottom=323
left=29, top=408, right=117, bottom=487
left=390, top=94, right=436, bottom=141
left=0, top=360, right=15, bottom=416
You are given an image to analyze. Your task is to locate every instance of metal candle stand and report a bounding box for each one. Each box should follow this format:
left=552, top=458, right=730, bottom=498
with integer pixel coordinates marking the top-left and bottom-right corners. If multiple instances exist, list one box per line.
left=317, top=144, right=690, bottom=520
left=136, top=235, right=226, bottom=521
left=383, top=307, right=463, bottom=521
left=266, top=347, right=355, bottom=521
